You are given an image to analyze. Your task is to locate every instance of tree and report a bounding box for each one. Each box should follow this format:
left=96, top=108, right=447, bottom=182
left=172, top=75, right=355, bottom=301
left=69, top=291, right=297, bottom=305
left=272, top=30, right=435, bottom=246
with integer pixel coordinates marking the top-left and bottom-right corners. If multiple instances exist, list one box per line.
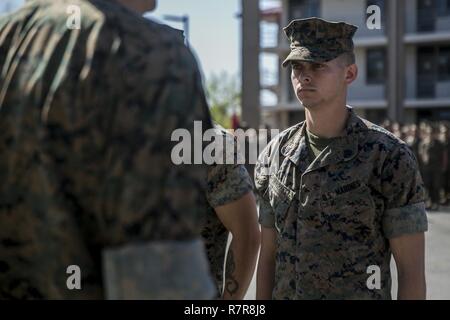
left=205, top=71, right=241, bottom=129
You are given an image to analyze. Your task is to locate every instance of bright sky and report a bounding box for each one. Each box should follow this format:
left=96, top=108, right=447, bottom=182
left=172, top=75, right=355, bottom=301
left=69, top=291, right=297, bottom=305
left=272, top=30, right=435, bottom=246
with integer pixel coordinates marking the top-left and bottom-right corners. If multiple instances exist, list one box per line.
left=148, top=0, right=241, bottom=81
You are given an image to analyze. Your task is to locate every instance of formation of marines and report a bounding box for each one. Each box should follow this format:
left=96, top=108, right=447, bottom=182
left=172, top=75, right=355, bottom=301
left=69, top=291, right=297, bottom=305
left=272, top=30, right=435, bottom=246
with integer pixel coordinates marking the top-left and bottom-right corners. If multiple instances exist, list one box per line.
left=382, top=120, right=450, bottom=210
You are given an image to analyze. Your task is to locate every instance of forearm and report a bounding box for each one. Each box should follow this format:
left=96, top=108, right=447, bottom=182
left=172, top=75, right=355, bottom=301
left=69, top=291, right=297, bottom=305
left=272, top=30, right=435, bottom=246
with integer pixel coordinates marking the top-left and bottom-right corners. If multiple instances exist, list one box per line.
left=255, top=252, right=275, bottom=299
left=397, top=272, right=426, bottom=300
left=222, top=236, right=259, bottom=300
left=390, top=233, right=426, bottom=300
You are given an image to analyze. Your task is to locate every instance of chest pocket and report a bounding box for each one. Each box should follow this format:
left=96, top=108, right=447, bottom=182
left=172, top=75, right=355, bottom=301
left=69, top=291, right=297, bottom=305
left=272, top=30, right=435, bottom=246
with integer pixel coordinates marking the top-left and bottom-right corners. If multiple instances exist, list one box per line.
left=320, top=181, right=376, bottom=232
left=268, top=175, right=296, bottom=233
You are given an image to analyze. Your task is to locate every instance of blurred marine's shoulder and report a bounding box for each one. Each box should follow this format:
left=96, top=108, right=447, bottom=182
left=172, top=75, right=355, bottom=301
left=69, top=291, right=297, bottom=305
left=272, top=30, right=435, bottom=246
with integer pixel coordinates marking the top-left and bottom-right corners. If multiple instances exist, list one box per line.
left=8, top=0, right=186, bottom=47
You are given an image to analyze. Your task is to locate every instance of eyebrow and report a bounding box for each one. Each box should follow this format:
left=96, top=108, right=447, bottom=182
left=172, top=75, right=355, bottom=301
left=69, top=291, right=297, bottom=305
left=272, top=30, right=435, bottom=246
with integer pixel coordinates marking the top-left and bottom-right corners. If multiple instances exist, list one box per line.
left=291, top=62, right=325, bottom=68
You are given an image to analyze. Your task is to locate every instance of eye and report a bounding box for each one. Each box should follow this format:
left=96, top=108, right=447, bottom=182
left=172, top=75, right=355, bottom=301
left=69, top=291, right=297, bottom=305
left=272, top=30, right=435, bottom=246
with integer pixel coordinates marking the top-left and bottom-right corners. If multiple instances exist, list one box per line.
left=313, top=63, right=325, bottom=70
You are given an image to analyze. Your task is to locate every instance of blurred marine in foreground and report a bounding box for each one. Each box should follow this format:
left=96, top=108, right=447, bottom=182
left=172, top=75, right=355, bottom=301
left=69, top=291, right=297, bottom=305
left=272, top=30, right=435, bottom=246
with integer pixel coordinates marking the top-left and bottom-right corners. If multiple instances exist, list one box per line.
left=0, top=0, right=216, bottom=299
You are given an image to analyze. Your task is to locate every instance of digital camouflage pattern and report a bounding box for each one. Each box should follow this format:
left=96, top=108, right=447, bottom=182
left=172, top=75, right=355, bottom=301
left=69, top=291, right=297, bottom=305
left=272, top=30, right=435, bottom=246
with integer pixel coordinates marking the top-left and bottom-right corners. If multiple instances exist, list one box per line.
left=0, top=0, right=213, bottom=299
left=282, top=17, right=358, bottom=67
left=255, top=108, right=428, bottom=300
left=201, top=127, right=254, bottom=296
left=102, top=239, right=216, bottom=300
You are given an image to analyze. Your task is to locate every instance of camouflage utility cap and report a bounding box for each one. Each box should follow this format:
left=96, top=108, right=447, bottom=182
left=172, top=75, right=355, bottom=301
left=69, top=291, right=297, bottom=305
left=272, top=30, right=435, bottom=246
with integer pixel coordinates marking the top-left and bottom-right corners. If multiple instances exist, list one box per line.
left=282, top=17, right=358, bottom=67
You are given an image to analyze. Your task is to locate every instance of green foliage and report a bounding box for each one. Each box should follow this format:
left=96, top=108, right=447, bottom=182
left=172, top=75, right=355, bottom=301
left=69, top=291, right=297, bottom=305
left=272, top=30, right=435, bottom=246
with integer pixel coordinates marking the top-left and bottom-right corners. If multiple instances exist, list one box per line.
left=205, top=71, right=241, bottom=129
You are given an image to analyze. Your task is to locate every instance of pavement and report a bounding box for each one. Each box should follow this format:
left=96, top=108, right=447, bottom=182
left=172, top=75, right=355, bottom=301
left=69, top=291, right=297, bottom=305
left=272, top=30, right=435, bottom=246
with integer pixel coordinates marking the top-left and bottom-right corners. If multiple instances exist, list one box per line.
left=244, top=210, right=450, bottom=300
left=421, top=210, right=450, bottom=299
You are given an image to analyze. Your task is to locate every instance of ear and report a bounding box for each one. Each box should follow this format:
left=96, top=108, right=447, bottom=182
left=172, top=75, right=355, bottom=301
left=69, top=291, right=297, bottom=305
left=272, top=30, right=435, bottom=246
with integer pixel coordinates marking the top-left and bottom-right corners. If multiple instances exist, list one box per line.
left=345, top=64, right=358, bottom=85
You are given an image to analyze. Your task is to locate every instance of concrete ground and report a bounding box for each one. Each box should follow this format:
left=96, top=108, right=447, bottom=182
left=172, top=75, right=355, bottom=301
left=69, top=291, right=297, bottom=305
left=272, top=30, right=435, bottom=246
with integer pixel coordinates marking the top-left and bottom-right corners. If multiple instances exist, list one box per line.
left=244, top=210, right=450, bottom=300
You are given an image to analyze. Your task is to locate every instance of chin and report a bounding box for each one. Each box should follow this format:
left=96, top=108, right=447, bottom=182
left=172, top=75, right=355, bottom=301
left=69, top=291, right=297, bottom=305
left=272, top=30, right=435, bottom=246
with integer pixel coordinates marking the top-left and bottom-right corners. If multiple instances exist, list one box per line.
left=139, top=0, right=157, bottom=13
left=302, top=103, right=316, bottom=110
left=147, top=0, right=157, bottom=11
left=298, top=98, right=316, bottom=109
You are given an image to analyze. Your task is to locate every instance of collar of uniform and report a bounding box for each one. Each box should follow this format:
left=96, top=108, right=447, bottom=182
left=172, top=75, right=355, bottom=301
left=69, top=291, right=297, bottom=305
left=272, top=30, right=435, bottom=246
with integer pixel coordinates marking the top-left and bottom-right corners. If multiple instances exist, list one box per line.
left=281, top=107, right=361, bottom=168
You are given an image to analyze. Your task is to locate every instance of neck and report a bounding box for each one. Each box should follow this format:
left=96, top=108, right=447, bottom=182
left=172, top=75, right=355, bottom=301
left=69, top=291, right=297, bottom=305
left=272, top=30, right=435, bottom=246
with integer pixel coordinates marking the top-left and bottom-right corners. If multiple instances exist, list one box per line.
left=304, top=101, right=349, bottom=138
left=116, top=0, right=152, bottom=14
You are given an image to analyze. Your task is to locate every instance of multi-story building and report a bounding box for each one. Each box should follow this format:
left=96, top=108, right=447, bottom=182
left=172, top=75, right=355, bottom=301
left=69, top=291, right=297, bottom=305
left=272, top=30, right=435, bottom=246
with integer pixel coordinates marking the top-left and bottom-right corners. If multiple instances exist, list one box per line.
left=256, top=0, right=450, bottom=129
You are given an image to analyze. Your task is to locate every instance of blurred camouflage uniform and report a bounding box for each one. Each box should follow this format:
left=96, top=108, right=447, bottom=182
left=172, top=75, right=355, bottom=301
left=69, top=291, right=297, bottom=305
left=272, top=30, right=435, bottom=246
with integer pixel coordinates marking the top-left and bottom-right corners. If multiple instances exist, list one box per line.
left=418, top=124, right=444, bottom=208
left=428, top=130, right=444, bottom=207
left=255, top=18, right=428, bottom=300
left=0, top=0, right=213, bottom=299
left=404, top=124, right=420, bottom=158
left=201, top=127, right=254, bottom=297
left=444, top=123, right=450, bottom=203
left=437, top=122, right=449, bottom=204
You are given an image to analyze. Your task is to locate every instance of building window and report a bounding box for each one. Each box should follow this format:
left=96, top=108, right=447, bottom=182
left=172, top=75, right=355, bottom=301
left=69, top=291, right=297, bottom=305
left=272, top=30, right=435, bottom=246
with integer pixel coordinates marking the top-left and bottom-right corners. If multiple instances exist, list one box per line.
left=417, top=46, right=436, bottom=98
left=417, top=0, right=436, bottom=32
left=436, top=0, right=450, bottom=17
left=366, top=48, right=386, bottom=85
left=438, top=46, right=450, bottom=81
left=417, top=46, right=450, bottom=83
left=289, top=0, right=320, bottom=21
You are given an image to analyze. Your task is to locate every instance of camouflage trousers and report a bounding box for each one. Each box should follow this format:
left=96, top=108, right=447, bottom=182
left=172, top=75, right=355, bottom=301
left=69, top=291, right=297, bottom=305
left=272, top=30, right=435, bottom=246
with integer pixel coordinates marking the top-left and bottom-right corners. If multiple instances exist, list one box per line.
left=422, top=166, right=443, bottom=204
left=102, top=239, right=216, bottom=299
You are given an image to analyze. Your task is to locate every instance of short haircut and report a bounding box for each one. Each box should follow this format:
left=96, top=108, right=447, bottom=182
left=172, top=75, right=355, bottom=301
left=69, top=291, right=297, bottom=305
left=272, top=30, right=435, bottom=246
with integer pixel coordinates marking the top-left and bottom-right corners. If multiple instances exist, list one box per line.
left=339, top=52, right=355, bottom=66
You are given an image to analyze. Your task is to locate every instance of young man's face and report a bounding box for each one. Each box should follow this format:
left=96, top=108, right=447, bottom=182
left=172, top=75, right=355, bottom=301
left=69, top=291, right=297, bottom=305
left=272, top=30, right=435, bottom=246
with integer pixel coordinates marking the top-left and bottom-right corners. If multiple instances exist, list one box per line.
left=290, top=55, right=357, bottom=109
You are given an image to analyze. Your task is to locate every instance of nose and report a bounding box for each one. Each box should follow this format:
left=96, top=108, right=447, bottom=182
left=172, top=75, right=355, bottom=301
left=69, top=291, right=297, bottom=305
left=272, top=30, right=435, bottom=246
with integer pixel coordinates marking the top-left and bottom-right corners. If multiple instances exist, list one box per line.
left=297, top=69, right=311, bottom=84
left=300, top=72, right=311, bottom=84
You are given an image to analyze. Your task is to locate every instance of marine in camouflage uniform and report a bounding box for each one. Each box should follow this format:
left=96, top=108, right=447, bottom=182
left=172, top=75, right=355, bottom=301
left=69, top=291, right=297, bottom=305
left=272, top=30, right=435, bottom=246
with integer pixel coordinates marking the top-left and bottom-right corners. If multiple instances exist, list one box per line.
left=443, top=122, right=450, bottom=204
left=0, top=0, right=214, bottom=299
left=418, top=124, right=443, bottom=209
left=255, top=18, right=428, bottom=300
left=427, top=126, right=444, bottom=208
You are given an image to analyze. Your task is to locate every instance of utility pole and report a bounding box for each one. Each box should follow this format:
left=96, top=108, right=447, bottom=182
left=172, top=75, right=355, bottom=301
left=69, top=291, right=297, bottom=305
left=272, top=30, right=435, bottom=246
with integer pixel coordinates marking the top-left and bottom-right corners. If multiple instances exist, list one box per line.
left=387, top=0, right=405, bottom=123
left=241, top=0, right=261, bottom=129
left=163, top=14, right=190, bottom=48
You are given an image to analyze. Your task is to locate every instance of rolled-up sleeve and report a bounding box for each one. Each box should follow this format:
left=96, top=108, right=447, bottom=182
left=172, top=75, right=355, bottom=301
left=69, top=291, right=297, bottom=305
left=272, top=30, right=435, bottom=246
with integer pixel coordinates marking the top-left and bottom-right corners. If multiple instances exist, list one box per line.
left=206, top=163, right=253, bottom=208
